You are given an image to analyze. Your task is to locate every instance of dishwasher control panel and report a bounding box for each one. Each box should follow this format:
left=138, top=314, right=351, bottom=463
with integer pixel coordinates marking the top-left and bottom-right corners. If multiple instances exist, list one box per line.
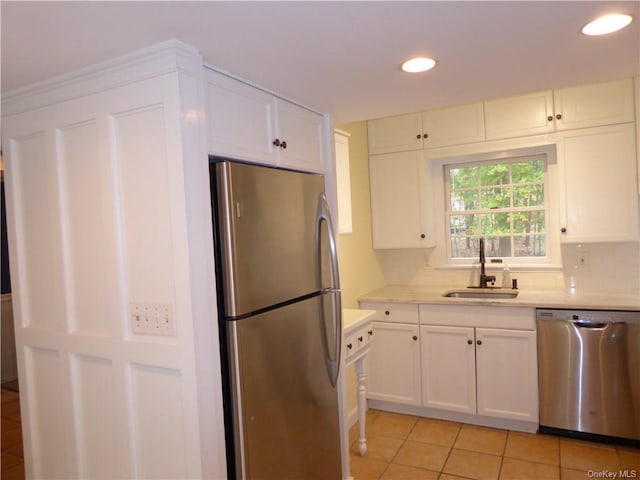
left=536, top=308, right=639, bottom=324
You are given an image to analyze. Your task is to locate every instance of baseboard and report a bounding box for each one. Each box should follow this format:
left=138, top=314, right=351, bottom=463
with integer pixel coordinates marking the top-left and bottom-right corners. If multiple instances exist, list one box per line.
left=368, top=399, right=538, bottom=434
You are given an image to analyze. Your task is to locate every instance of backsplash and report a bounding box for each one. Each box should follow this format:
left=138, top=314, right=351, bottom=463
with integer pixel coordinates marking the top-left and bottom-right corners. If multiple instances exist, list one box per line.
left=380, top=242, right=639, bottom=294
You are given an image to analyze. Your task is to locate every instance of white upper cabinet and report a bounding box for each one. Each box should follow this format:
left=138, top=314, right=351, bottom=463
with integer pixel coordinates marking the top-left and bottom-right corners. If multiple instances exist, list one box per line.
left=553, top=78, right=635, bottom=131
left=274, top=98, right=324, bottom=173
left=369, top=150, right=432, bottom=248
left=484, top=90, right=555, bottom=140
left=483, top=78, right=635, bottom=141
left=334, top=131, right=353, bottom=234
left=205, top=69, right=275, bottom=164
left=367, top=103, right=486, bottom=154
left=557, top=123, right=639, bottom=243
left=367, top=113, right=423, bottom=154
left=205, top=68, right=325, bottom=173
left=421, top=102, right=485, bottom=148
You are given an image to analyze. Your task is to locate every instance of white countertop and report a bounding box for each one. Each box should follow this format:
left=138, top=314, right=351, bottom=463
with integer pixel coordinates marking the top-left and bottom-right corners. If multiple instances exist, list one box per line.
left=343, top=308, right=376, bottom=334
left=359, top=285, right=640, bottom=311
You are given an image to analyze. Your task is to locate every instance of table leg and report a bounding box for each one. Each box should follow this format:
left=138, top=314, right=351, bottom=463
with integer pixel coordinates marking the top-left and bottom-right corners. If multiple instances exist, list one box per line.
left=355, top=357, right=367, bottom=456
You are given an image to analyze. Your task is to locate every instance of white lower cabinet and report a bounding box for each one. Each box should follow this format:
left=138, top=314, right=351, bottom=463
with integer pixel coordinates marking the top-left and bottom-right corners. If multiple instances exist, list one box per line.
left=475, top=328, right=538, bottom=421
left=367, top=321, right=421, bottom=406
left=364, top=301, right=539, bottom=427
left=421, top=323, right=538, bottom=422
left=421, top=325, right=476, bottom=414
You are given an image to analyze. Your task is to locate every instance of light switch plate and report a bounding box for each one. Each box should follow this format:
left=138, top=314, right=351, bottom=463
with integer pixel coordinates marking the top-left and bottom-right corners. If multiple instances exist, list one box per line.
left=130, top=302, right=175, bottom=336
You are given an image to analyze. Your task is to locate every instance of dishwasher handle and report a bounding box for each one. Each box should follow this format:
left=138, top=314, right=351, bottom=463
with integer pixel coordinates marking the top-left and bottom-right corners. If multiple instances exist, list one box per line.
left=573, top=320, right=619, bottom=329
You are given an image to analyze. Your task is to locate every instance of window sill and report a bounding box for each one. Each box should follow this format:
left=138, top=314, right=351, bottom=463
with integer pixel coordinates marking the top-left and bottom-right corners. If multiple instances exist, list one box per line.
left=434, top=263, right=563, bottom=272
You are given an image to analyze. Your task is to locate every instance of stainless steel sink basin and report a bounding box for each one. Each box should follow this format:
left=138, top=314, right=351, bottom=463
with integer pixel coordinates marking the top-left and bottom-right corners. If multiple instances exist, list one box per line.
left=442, top=288, right=519, bottom=299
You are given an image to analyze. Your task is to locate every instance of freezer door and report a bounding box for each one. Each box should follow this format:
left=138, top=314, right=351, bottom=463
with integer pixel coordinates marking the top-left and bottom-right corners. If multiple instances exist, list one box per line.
left=215, top=161, right=326, bottom=317
left=229, top=295, right=343, bottom=479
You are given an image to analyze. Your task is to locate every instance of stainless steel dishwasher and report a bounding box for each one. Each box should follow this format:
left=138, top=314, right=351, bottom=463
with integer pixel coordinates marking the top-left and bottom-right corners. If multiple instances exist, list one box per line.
left=537, top=309, right=640, bottom=443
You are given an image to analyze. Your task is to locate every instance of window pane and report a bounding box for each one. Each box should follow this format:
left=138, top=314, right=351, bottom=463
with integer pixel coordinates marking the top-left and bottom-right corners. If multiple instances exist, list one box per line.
left=513, top=184, right=544, bottom=207
left=450, top=166, right=478, bottom=190
left=479, top=213, right=511, bottom=234
left=446, top=156, right=547, bottom=262
left=481, top=186, right=510, bottom=209
left=513, top=211, right=545, bottom=234
left=451, top=189, right=479, bottom=211
left=514, top=234, right=546, bottom=256
left=512, top=159, right=543, bottom=183
left=483, top=236, right=512, bottom=257
left=450, top=214, right=479, bottom=235
left=450, top=236, right=479, bottom=258
left=480, top=163, right=509, bottom=186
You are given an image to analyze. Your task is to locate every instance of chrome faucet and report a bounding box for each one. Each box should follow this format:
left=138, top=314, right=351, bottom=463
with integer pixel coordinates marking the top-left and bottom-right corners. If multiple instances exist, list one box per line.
left=478, top=238, right=496, bottom=288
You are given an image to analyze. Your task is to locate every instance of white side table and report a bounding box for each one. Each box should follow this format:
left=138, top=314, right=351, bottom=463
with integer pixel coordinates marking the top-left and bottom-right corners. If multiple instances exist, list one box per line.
left=341, top=309, right=375, bottom=479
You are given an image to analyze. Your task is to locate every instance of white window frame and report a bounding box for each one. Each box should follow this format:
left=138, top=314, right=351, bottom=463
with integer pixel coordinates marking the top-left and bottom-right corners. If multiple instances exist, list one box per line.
left=428, top=144, right=562, bottom=270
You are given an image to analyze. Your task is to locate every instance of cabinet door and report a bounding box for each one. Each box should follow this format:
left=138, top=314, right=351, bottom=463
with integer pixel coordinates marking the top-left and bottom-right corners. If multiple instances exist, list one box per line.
left=554, top=78, right=635, bottom=131
left=422, top=103, right=485, bottom=149
left=557, top=123, right=639, bottom=242
left=275, top=98, right=325, bottom=173
left=420, top=325, right=476, bottom=414
left=475, top=328, right=538, bottom=422
left=367, top=113, right=423, bottom=154
left=484, top=90, right=555, bottom=140
left=334, top=131, right=352, bottom=234
left=369, top=150, right=431, bottom=248
left=367, top=322, right=421, bottom=406
left=205, top=69, right=276, bottom=165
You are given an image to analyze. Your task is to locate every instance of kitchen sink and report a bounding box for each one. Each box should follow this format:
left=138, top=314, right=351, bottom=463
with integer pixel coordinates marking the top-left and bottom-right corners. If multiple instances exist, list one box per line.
left=442, top=288, right=519, bottom=299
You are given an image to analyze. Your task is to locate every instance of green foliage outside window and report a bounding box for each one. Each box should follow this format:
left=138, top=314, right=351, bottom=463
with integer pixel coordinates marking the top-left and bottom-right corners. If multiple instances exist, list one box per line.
left=447, top=157, right=546, bottom=259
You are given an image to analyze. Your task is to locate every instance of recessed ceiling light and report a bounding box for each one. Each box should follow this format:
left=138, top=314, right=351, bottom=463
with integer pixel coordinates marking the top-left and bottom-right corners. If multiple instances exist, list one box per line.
left=582, top=13, right=633, bottom=35
left=401, top=57, right=437, bottom=73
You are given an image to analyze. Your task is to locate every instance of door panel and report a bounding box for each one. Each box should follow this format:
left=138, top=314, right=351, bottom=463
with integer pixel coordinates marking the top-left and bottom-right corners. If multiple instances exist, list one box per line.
left=214, top=161, right=326, bottom=317
left=231, top=296, right=342, bottom=479
left=367, top=322, right=421, bottom=405
left=476, top=328, right=538, bottom=421
left=421, top=325, right=476, bottom=414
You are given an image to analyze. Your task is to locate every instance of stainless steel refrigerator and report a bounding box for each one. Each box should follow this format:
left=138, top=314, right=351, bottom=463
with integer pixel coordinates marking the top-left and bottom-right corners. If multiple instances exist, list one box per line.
left=210, top=159, right=343, bottom=480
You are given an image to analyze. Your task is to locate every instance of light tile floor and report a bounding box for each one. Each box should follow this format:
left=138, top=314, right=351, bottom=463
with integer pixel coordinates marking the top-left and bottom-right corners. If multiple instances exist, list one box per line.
left=1, top=388, right=24, bottom=480
left=349, top=409, right=640, bottom=480
left=2, top=391, right=638, bottom=480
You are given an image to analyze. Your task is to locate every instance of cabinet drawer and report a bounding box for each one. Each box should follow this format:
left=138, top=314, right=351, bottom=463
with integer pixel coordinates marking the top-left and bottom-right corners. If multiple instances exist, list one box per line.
left=419, top=304, right=535, bottom=329
left=360, top=302, right=419, bottom=324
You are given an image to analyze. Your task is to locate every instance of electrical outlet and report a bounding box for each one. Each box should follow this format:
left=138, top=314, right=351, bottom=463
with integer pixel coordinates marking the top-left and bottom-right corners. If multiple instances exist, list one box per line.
left=130, top=302, right=175, bottom=336
left=578, top=252, right=587, bottom=266
left=576, top=246, right=588, bottom=268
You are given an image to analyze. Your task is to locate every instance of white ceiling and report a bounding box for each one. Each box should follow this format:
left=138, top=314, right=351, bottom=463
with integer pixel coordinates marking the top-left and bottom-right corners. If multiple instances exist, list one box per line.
left=2, top=1, right=639, bottom=123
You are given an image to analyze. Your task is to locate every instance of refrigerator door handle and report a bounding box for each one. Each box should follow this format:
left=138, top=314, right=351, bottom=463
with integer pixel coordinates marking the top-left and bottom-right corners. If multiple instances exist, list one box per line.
left=317, top=192, right=342, bottom=387
left=317, top=193, right=341, bottom=291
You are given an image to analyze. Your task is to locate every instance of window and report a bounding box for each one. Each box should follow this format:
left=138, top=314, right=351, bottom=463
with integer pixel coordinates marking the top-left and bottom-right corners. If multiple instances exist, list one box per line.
left=445, top=156, right=547, bottom=261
